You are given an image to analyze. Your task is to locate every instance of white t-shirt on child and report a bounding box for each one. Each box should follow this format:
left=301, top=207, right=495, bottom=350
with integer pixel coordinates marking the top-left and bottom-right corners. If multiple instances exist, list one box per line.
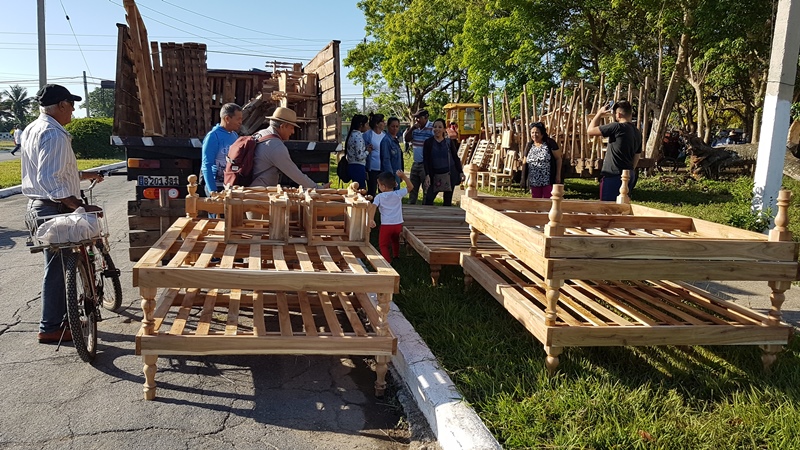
left=373, top=188, right=407, bottom=225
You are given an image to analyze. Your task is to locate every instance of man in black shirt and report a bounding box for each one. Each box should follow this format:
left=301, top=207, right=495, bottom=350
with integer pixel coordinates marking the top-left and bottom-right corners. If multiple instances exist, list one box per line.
left=587, top=100, right=642, bottom=201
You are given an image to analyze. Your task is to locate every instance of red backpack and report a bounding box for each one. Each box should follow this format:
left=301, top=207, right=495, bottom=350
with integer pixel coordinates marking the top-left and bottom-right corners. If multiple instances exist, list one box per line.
left=224, top=133, right=278, bottom=187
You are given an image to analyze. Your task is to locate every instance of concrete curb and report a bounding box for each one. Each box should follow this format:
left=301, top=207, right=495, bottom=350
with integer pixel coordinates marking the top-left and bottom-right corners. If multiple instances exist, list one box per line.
left=385, top=299, right=503, bottom=450
left=0, top=161, right=127, bottom=199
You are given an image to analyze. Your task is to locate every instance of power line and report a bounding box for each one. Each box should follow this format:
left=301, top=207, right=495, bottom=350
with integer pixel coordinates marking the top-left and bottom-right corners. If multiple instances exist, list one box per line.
left=159, top=0, right=338, bottom=43
left=58, top=0, right=92, bottom=77
left=0, top=31, right=363, bottom=44
left=132, top=1, right=310, bottom=53
left=105, top=0, right=307, bottom=61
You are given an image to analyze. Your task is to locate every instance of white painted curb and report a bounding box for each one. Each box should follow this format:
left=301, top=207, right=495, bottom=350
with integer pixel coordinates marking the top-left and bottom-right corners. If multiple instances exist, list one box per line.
left=385, top=299, right=503, bottom=450
left=0, top=161, right=126, bottom=199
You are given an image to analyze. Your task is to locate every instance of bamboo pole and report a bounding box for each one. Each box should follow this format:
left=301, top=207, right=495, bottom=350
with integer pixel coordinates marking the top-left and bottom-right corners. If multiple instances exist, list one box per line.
left=569, top=87, right=578, bottom=167
left=642, top=76, right=650, bottom=154
left=482, top=95, right=490, bottom=143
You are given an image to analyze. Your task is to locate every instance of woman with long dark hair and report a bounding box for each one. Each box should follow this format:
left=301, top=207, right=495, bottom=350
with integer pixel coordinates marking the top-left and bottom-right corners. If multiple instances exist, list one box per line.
left=525, top=122, right=562, bottom=198
left=422, top=118, right=464, bottom=206
left=362, top=113, right=386, bottom=197
left=345, top=114, right=370, bottom=190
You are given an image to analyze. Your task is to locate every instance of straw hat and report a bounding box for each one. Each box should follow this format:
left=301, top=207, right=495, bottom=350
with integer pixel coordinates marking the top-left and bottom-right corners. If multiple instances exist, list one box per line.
left=266, top=107, right=300, bottom=128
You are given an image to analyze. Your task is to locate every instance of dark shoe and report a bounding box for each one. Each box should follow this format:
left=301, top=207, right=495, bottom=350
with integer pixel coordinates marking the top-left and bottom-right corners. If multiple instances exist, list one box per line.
left=38, top=328, right=72, bottom=343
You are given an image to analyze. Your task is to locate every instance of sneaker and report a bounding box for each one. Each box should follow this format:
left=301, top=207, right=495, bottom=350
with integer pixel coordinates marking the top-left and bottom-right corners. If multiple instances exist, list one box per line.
left=38, top=328, right=72, bottom=343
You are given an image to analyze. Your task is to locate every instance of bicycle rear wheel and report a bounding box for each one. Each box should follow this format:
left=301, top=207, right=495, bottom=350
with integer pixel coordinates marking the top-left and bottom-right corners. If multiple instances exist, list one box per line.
left=65, top=252, right=98, bottom=362
left=96, top=243, right=123, bottom=311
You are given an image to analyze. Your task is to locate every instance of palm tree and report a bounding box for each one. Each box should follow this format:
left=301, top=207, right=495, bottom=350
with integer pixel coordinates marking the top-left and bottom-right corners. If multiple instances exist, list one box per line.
left=1, top=85, right=33, bottom=125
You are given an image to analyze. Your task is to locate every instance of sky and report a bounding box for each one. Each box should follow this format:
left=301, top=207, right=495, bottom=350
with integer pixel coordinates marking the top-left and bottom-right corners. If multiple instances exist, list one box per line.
left=0, top=0, right=367, bottom=119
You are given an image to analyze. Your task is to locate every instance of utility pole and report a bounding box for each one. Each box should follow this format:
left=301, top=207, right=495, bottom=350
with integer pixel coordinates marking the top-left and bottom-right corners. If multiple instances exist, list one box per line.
left=83, top=71, right=90, bottom=117
left=752, top=0, right=800, bottom=217
left=37, top=0, right=47, bottom=89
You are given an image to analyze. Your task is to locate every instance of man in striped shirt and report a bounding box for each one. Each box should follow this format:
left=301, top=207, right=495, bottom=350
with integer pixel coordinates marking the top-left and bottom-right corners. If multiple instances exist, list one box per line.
left=21, top=84, right=105, bottom=344
left=402, top=109, right=434, bottom=204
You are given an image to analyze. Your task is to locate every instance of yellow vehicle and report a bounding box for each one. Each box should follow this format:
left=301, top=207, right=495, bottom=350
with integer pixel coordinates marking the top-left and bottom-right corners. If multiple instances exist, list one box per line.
left=443, top=103, right=482, bottom=137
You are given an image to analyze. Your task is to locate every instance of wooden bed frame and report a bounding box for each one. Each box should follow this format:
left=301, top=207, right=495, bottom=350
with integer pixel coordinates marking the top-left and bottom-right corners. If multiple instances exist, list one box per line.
left=402, top=223, right=506, bottom=285
left=461, top=165, right=798, bottom=372
left=132, top=179, right=397, bottom=400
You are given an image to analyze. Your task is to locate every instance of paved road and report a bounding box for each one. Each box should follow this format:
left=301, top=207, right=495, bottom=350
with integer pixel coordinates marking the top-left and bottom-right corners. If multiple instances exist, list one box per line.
left=0, top=147, right=20, bottom=162
left=0, top=174, right=435, bottom=449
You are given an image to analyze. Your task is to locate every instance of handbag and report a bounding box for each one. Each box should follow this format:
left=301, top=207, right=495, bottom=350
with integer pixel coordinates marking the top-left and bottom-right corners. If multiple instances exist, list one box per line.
left=433, top=172, right=452, bottom=192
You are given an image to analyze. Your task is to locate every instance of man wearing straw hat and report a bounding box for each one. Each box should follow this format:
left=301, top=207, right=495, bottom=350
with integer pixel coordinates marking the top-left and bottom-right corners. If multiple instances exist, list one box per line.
left=250, top=107, right=329, bottom=189
left=20, top=84, right=104, bottom=343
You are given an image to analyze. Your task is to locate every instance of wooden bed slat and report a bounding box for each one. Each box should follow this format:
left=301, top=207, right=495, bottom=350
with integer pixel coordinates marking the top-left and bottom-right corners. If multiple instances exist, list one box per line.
left=225, top=289, right=241, bottom=335
left=195, top=289, right=218, bottom=336
left=338, top=292, right=368, bottom=336
left=318, top=292, right=344, bottom=337
left=252, top=291, right=266, bottom=336
left=169, top=288, right=199, bottom=335
left=298, top=291, right=318, bottom=337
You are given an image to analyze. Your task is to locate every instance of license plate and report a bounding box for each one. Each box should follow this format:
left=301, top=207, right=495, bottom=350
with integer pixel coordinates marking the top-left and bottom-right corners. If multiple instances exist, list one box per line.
left=137, top=175, right=179, bottom=187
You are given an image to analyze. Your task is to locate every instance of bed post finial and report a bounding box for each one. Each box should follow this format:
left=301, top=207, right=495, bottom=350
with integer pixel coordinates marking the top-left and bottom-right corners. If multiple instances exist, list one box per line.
left=770, top=189, right=792, bottom=242
left=617, top=169, right=631, bottom=204
left=545, top=184, right=564, bottom=237
left=466, top=164, right=479, bottom=198
left=186, top=174, right=198, bottom=218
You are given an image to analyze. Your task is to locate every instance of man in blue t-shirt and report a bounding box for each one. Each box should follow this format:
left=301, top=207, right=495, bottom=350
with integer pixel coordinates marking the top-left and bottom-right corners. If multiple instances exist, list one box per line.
left=201, top=103, right=243, bottom=195
left=402, top=109, right=434, bottom=204
left=587, top=100, right=642, bottom=201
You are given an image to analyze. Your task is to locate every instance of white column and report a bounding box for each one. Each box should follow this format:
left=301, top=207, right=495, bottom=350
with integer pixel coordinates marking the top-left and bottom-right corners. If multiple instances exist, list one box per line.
left=753, top=0, right=800, bottom=217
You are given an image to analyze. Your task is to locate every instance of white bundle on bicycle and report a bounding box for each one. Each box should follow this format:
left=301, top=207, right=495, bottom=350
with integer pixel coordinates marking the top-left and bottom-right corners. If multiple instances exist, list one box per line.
left=36, top=207, right=102, bottom=244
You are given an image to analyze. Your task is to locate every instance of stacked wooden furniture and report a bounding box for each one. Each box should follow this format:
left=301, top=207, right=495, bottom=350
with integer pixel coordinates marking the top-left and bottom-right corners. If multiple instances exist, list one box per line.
left=239, top=41, right=341, bottom=142
left=460, top=166, right=798, bottom=373
left=457, top=136, right=477, bottom=167
left=471, top=140, right=498, bottom=187
left=488, top=150, right=518, bottom=191
left=133, top=177, right=396, bottom=400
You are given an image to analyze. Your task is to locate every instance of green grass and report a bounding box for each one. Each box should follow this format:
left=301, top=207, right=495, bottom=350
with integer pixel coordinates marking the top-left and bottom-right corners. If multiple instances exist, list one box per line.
left=0, top=159, right=122, bottom=188
left=371, top=171, right=800, bottom=449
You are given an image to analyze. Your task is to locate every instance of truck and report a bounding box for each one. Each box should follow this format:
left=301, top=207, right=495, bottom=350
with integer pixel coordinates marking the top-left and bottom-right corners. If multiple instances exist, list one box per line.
left=112, top=1, right=342, bottom=261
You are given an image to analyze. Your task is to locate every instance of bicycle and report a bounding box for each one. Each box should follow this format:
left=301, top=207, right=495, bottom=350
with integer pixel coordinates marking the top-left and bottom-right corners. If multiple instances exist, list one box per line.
left=26, top=173, right=122, bottom=362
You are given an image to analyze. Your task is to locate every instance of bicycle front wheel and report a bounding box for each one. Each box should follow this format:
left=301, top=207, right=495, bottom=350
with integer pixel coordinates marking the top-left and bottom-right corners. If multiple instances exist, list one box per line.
left=97, top=243, right=123, bottom=311
left=65, top=252, right=98, bottom=362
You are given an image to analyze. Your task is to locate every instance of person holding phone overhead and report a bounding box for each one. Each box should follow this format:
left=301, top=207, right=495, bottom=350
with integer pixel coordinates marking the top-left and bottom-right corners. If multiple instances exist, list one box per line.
left=587, top=100, right=642, bottom=201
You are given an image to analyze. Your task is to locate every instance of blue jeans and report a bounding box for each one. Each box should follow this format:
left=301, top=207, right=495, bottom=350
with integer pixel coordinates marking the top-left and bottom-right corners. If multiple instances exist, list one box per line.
left=348, top=163, right=367, bottom=192
left=600, top=173, right=637, bottom=201
left=28, top=199, right=68, bottom=333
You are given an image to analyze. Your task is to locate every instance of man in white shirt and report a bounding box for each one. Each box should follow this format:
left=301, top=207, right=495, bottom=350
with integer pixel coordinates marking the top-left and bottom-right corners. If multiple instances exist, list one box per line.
left=10, top=124, right=22, bottom=155
left=21, top=84, right=104, bottom=343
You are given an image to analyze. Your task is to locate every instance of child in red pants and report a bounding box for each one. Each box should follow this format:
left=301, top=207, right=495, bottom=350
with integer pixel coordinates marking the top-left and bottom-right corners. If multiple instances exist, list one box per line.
left=369, top=170, right=414, bottom=262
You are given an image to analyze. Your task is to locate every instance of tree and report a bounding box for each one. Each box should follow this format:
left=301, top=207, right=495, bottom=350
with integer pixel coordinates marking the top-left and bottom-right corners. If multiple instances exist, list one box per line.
left=341, top=99, right=360, bottom=123
left=344, top=0, right=468, bottom=121
left=81, top=87, right=115, bottom=118
left=1, top=85, right=33, bottom=126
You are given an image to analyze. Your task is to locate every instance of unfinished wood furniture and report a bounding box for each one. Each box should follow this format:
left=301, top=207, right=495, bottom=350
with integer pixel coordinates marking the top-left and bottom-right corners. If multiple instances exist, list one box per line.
left=402, top=224, right=506, bottom=286
left=488, top=150, right=517, bottom=191
left=401, top=204, right=469, bottom=228
left=461, top=165, right=798, bottom=373
left=184, top=176, right=373, bottom=246
left=476, top=149, right=502, bottom=188
left=457, top=136, right=476, bottom=167
left=133, top=180, right=396, bottom=400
